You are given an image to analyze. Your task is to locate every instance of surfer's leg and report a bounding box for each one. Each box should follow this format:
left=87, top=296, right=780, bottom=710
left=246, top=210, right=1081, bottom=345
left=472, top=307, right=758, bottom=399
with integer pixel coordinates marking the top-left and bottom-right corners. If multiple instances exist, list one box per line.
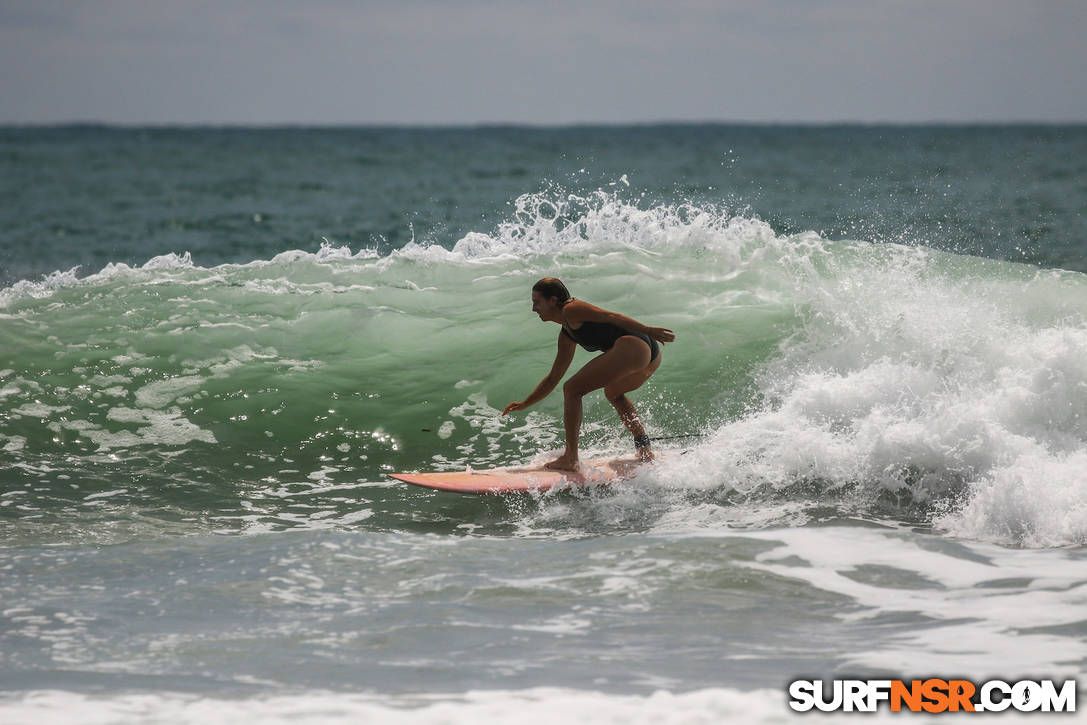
left=544, top=336, right=651, bottom=471
left=605, top=349, right=662, bottom=460
left=545, top=389, right=584, bottom=472
left=606, top=394, right=650, bottom=459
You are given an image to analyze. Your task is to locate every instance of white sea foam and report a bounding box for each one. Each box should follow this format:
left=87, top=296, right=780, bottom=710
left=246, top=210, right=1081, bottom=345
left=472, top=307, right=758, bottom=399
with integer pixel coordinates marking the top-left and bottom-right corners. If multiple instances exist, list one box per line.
left=0, top=266, right=83, bottom=308
left=0, top=686, right=1028, bottom=725
left=58, top=407, right=217, bottom=451
left=740, top=526, right=1087, bottom=675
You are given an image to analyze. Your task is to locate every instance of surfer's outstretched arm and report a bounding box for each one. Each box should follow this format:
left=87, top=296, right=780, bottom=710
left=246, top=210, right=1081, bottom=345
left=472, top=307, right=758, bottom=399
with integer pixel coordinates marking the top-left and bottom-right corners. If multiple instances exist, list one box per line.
left=502, top=331, right=576, bottom=416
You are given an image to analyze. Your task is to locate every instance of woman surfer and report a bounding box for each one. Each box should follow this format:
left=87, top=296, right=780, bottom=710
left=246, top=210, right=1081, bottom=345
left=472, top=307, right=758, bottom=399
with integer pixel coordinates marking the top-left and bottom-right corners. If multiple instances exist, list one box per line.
left=502, top=277, right=675, bottom=471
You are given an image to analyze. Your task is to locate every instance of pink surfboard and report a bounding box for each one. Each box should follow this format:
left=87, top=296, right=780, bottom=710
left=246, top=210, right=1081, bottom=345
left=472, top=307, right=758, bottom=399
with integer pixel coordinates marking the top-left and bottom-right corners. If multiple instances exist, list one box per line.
left=389, top=455, right=660, bottom=494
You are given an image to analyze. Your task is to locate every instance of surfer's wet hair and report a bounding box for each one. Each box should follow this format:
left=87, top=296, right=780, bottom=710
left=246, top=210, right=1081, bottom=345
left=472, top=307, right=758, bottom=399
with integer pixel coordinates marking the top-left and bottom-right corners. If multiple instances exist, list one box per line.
left=532, top=277, right=571, bottom=305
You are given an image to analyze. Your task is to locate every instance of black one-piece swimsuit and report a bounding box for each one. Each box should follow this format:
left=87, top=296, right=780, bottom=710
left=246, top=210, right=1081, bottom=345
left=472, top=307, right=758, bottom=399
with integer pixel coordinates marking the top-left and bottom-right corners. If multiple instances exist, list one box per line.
left=561, top=318, right=659, bottom=362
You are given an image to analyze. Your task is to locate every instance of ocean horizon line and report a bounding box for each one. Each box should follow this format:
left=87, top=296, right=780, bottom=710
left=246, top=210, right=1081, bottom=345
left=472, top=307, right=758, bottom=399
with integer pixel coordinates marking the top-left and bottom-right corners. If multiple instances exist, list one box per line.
left=3, top=119, right=1086, bottom=131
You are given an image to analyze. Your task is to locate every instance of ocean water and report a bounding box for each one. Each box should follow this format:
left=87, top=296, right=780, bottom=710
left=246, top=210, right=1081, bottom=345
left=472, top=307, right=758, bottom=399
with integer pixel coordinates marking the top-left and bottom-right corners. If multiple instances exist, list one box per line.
left=1, top=125, right=1086, bottom=722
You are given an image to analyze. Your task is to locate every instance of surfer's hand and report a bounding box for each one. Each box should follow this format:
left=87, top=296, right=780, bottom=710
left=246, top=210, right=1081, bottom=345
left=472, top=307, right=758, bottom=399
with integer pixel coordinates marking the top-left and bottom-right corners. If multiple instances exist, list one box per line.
left=502, top=401, right=527, bottom=416
left=649, top=327, right=675, bottom=343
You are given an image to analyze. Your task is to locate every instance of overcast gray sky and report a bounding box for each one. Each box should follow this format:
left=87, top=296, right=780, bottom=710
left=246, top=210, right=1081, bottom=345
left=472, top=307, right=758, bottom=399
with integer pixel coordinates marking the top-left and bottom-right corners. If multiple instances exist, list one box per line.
left=2, top=0, right=1085, bottom=125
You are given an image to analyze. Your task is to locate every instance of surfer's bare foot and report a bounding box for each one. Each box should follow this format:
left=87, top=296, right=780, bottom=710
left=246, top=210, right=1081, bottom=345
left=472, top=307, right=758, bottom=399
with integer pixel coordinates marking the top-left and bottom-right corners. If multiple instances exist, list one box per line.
left=544, top=454, right=580, bottom=471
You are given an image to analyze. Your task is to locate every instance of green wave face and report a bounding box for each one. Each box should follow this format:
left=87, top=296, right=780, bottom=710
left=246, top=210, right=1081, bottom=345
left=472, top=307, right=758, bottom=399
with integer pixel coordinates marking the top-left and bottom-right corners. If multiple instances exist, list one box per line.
left=4, top=192, right=1087, bottom=547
